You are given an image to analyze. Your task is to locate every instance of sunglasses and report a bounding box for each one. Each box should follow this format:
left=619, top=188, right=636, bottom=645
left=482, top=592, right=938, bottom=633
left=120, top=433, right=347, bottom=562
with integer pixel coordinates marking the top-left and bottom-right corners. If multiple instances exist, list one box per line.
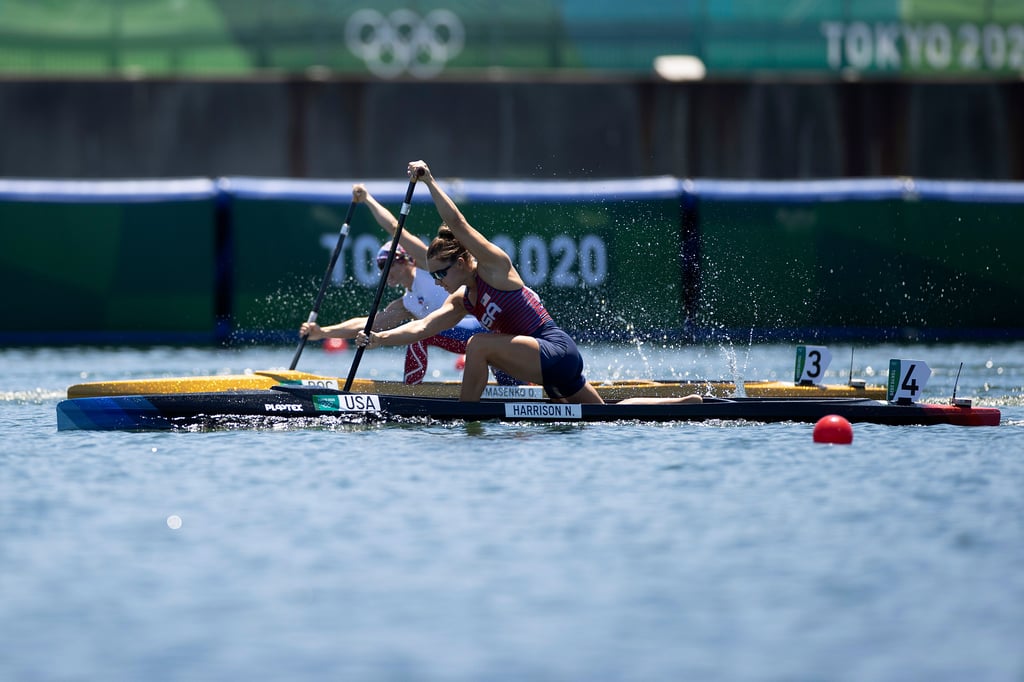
left=429, top=261, right=456, bottom=281
left=377, top=255, right=407, bottom=270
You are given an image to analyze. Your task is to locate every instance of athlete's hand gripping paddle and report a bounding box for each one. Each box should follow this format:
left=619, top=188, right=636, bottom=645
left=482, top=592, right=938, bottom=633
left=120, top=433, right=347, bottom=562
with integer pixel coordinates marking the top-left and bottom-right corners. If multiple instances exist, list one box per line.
left=343, top=169, right=423, bottom=391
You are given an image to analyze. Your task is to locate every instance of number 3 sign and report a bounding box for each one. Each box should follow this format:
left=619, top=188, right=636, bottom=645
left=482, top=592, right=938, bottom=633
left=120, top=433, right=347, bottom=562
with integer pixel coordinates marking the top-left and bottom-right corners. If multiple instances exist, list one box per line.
left=794, top=345, right=832, bottom=385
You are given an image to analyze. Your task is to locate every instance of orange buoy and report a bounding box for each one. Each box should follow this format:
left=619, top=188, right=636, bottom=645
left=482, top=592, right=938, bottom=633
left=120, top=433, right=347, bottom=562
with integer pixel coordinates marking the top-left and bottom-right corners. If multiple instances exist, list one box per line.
left=324, top=337, right=348, bottom=352
left=813, top=415, right=853, bottom=444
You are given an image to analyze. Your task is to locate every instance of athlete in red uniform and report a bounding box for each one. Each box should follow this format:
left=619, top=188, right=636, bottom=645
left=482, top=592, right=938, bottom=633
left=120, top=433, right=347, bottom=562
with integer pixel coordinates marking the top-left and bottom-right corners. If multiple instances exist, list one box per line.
left=356, top=161, right=701, bottom=406
left=356, top=161, right=603, bottom=403
left=301, top=184, right=517, bottom=385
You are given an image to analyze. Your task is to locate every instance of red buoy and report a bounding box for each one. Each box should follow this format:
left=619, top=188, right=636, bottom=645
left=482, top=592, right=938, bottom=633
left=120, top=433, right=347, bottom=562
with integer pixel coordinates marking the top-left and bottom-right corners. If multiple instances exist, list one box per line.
left=454, top=354, right=466, bottom=370
left=324, top=337, right=348, bottom=352
left=813, top=415, right=854, bottom=444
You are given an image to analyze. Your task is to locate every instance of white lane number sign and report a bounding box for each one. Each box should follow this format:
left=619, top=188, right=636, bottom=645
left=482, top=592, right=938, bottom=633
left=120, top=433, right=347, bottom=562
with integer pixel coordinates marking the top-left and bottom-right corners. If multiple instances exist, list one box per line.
left=887, top=359, right=931, bottom=403
left=794, top=345, right=832, bottom=385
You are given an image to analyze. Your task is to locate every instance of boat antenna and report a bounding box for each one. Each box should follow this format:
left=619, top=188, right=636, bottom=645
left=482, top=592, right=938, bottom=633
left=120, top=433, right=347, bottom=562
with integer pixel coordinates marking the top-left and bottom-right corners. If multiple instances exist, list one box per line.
left=846, top=347, right=866, bottom=389
left=950, top=362, right=964, bottom=404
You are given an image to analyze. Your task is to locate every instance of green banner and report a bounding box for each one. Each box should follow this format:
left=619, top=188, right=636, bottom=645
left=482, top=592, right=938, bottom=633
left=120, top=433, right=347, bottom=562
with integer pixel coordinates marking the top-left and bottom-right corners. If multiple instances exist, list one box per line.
left=225, top=178, right=685, bottom=342
left=3, top=177, right=1021, bottom=345
left=2, top=1, right=1021, bottom=78
left=0, top=181, right=218, bottom=343
left=694, top=182, right=1024, bottom=336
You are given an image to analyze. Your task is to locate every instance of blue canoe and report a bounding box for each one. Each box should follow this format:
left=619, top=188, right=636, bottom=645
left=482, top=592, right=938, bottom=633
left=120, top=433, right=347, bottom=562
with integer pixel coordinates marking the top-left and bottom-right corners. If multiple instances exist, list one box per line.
left=55, top=386, right=1002, bottom=431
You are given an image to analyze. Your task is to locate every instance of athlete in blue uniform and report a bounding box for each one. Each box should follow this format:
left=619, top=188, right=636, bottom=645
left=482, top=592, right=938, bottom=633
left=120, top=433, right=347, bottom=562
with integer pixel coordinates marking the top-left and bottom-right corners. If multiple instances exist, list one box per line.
left=354, top=162, right=606, bottom=402
left=356, top=162, right=702, bottom=406
left=301, top=184, right=515, bottom=385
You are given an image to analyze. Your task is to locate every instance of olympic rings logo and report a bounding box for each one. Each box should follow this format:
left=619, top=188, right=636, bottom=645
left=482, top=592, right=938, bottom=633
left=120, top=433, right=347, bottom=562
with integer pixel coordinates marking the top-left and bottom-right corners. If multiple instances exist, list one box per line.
left=345, top=9, right=465, bottom=79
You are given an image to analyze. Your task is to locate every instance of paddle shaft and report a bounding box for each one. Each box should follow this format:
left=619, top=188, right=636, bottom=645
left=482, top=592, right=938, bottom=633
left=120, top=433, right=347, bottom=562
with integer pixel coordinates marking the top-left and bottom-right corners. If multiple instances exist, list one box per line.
left=343, top=172, right=421, bottom=391
left=289, top=200, right=358, bottom=370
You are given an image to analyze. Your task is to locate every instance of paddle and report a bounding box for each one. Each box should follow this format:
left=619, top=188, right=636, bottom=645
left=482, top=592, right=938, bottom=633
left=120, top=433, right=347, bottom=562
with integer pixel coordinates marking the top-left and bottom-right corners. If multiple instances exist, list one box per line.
left=289, top=199, right=359, bottom=370
left=343, top=170, right=422, bottom=391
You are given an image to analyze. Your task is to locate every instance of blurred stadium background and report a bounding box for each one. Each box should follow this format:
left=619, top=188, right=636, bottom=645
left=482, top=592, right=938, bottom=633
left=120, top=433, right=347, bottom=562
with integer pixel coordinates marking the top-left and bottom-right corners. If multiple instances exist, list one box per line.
left=1, top=1, right=1021, bottom=344
left=1, top=0, right=1021, bottom=179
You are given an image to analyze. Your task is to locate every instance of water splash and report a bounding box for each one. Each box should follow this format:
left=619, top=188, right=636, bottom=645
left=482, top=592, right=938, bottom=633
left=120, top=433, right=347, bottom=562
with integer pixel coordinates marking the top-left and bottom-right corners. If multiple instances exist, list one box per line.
left=713, top=313, right=756, bottom=397
left=718, top=341, right=746, bottom=397
left=615, top=315, right=652, bottom=377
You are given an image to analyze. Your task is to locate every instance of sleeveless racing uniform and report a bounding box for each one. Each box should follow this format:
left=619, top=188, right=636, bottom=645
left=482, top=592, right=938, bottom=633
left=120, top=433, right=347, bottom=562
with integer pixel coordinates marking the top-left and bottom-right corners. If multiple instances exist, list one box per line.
left=462, top=273, right=587, bottom=398
left=401, top=269, right=516, bottom=385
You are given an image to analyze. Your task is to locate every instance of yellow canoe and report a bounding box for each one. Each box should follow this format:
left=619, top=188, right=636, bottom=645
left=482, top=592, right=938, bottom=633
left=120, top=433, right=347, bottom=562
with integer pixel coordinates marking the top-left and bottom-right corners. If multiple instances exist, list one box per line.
left=67, top=369, right=885, bottom=400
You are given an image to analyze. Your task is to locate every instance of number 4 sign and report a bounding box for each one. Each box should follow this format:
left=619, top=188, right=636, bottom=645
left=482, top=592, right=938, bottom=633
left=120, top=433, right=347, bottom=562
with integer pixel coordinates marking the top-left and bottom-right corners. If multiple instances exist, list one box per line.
left=887, top=359, right=932, bottom=403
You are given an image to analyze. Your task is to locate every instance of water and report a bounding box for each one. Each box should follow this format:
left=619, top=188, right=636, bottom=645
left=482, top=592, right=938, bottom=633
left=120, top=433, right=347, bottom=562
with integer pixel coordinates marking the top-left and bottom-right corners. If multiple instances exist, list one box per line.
left=2, top=343, right=1024, bottom=682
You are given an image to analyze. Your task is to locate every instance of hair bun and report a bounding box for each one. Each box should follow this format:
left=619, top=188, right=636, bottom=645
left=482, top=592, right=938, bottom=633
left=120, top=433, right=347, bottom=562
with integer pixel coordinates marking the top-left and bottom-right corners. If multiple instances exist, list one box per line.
left=426, top=223, right=468, bottom=261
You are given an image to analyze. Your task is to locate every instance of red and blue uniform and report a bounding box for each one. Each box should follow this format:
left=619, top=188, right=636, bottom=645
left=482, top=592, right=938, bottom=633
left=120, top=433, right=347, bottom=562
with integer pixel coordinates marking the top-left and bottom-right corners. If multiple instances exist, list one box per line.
left=464, top=273, right=587, bottom=399
left=401, top=269, right=516, bottom=385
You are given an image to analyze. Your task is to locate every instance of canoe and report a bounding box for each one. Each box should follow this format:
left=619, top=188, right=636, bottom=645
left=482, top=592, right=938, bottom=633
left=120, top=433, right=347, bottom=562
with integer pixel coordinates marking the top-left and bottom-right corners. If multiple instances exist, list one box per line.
left=65, top=369, right=886, bottom=400
left=55, top=386, right=1001, bottom=431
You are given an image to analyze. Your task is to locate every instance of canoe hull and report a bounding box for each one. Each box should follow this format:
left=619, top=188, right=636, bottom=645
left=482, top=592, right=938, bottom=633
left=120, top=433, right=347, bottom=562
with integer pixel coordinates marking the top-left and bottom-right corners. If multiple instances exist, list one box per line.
left=55, top=387, right=1001, bottom=431
left=66, top=370, right=886, bottom=400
